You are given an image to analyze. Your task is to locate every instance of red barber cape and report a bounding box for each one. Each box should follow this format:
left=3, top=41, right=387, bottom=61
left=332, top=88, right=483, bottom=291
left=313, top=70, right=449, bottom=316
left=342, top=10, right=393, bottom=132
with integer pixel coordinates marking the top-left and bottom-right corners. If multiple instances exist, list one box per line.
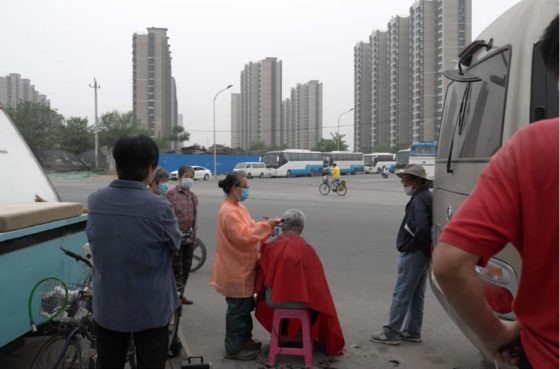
left=255, top=233, right=345, bottom=356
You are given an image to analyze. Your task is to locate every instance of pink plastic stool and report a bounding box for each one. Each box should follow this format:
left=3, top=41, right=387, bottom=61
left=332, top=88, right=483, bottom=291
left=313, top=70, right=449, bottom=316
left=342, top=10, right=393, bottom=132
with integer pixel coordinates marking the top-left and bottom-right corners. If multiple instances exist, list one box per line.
left=268, top=308, right=313, bottom=368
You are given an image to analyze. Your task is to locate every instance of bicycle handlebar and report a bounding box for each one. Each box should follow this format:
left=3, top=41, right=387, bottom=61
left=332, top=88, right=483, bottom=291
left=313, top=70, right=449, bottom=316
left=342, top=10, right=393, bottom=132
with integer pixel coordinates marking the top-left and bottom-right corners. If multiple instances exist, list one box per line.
left=60, top=247, right=93, bottom=268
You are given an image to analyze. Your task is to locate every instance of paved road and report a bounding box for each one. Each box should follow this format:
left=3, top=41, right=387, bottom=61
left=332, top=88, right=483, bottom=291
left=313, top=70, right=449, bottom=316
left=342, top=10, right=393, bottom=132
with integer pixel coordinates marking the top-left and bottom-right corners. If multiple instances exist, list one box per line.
left=2, top=173, right=493, bottom=369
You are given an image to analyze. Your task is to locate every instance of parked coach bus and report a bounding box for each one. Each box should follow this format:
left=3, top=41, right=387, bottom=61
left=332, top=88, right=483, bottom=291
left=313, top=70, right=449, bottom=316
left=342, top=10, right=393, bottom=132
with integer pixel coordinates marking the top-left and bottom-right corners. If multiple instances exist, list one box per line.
left=364, top=152, right=395, bottom=174
left=395, top=148, right=410, bottom=171
left=408, top=141, right=437, bottom=179
left=322, top=151, right=364, bottom=175
left=264, top=149, right=323, bottom=177
left=430, top=0, right=558, bottom=365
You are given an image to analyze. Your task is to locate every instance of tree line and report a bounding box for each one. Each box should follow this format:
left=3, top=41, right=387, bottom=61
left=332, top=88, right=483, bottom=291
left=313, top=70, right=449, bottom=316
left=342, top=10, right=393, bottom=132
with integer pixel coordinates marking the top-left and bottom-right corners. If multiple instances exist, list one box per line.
left=6, top=102, right=189, bottom=157
left=8, top=102, right=381, bottom=158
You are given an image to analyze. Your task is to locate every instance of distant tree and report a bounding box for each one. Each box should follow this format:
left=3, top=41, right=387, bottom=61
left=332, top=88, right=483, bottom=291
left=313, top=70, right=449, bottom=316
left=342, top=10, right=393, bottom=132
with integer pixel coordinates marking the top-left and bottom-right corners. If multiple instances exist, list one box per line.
left=249, top=141, right=267, bottom=155
left=330, top=132, right=348, bottom=151
left=313, top=132, right=348, bottom=152
left=59, top=117, right=94, bottom=154
left=6, top=102, right=65, bottom=156
left=372, top=144, right=393, bottom=153
left=170, top=125, right=190, bottom=143
left=312, top=138, right=336, bottom=152
left=98, top=111, right=149, bottom=151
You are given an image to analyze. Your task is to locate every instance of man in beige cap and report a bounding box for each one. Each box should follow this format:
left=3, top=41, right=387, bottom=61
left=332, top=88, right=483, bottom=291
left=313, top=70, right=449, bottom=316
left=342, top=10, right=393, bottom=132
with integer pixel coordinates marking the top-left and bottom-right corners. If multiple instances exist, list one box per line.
left=370, top=164, right=432, bottom=345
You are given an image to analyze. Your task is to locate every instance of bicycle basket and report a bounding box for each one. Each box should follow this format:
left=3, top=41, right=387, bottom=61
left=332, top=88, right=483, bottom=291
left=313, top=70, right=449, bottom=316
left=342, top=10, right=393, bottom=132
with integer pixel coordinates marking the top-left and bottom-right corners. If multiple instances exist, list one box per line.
left=340, top=180, right=346, bottom=186
left=322, top=176, right=328, bottom=184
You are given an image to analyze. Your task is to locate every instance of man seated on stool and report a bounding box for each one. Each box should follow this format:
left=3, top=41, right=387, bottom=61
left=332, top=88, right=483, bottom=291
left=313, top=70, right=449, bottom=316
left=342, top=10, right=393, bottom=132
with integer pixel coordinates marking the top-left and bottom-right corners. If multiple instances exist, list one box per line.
left=255, top=208, right=345, bottom=356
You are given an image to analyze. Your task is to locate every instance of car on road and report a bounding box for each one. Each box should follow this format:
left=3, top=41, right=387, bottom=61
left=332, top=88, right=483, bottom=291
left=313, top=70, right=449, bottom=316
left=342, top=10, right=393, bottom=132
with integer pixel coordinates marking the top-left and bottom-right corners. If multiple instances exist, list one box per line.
left=232, top=162, right=271, bottom=178
left=170, top=166, right=212, bottom=181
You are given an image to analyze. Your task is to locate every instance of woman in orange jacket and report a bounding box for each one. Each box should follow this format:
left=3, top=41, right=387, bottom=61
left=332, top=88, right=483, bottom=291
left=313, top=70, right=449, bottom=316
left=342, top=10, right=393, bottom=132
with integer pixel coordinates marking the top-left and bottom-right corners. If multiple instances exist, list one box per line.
left=210, top=171, right=282, bottom=361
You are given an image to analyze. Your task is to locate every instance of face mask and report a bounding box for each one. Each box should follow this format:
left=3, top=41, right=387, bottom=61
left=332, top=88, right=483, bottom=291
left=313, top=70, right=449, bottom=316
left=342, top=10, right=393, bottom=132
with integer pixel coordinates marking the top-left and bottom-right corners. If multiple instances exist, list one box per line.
left=158, top=182, right=169, bottom=194
left=404, top=186, right=414, bottom=196
left=238, top=188, right=249, bottom=202
left=181, top=178, right=194, bottom=189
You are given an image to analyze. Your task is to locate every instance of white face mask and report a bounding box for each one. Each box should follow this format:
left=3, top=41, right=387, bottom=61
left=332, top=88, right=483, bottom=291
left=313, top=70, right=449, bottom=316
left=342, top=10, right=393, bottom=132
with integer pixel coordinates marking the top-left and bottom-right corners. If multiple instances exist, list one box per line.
left=404, top=186, right=414, bottom=196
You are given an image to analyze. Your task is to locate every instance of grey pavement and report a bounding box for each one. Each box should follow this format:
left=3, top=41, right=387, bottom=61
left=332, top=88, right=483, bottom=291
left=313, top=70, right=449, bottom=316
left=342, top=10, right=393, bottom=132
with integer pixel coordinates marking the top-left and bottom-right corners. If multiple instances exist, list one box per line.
left=1, top=173, right=493, bottom=369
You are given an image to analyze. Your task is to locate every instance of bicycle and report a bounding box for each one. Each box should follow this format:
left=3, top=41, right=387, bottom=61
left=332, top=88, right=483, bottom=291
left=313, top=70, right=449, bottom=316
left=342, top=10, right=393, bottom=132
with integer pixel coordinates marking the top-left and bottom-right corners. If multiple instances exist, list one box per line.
left=28, top=247, right=137, bottom=369
left=319, top=176, right=348, bottom=196
left=190, top=237, right=207, bottom=273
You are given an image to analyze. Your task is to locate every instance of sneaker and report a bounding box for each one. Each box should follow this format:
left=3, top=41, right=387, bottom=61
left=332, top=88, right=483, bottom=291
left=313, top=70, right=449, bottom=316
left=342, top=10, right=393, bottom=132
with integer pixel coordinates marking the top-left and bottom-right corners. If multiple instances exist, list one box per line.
left=369, top=332, right=400, bottom=345
left=399, top=331, right=422, bottom=342
left=224, top=348, right=258, bottom=361
left=243, top=338, right=262, bottom=351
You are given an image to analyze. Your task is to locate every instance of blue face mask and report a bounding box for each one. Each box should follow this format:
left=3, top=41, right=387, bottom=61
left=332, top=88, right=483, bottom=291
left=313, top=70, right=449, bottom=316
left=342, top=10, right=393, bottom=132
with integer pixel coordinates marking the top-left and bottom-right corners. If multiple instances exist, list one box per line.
left=181, top=178, right=194, bottom=189
left=239, top=188, right=249, bottom=202
left=158, top=182, right=169, bottom=194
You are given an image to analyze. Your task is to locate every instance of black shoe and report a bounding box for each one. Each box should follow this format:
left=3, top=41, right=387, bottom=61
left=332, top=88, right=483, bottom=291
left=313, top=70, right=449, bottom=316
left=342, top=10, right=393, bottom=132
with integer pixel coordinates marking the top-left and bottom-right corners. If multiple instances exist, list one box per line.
left=243, top=338, right=262, bottom=351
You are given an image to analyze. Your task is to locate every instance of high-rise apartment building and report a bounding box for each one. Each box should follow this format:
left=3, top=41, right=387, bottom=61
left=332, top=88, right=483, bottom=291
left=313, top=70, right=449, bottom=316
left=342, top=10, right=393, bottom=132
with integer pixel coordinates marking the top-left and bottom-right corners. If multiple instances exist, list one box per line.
left=388, top=16, right=411, bottom=148
left=434, top=0, right=471, bottom=138
left=132, top=27, right=177, bottom=139
left=282, top=80, right=323, bottom=150
left=370, top=30, right=390, bottom=149
left=356, top=0, right=471, bottom=149
left=410, top=0, right=436, bottom=143
left=231, top=93, right=242, bottom=149
left=0, top=73, right=50, bottom=108
left=282, top=98, right=293, bottom=147
left=354, top=42, right=372, bottom=152
left=238, top=57, right=282, bottom=150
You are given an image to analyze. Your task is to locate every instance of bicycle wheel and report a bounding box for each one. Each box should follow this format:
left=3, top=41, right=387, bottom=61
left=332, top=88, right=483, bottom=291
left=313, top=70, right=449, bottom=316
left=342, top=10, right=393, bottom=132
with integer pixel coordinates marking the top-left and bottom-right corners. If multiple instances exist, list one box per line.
left=336, top=184, right=348, bottom=196
left=30, top=333, right=87, bottom=369
left=168, top=308, right=182, bottom=358
left=319, top=183, right=330, bottom=195
left=28, top=277, right=69, bottom=331
left=190, top=238, right=207, bottom=272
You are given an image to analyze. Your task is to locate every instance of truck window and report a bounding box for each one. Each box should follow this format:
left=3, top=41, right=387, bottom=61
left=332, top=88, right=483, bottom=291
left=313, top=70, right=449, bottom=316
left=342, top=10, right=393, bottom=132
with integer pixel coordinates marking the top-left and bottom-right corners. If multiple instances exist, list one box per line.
left=447, top=48, right=510, bottom=161
left=530, top=40, right=559, bottom=122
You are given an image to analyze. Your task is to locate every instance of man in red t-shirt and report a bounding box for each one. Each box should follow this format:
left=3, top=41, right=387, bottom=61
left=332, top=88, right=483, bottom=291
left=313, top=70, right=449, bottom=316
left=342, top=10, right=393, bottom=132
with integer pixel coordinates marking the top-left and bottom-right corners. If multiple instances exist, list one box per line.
left=433, top=16, right=558, bottom=369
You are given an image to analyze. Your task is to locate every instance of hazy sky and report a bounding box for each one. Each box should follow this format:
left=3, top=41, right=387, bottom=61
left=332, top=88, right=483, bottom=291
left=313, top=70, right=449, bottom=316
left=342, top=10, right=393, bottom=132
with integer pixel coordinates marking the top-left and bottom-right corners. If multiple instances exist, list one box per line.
left=1, top=0, right=520, bottom=149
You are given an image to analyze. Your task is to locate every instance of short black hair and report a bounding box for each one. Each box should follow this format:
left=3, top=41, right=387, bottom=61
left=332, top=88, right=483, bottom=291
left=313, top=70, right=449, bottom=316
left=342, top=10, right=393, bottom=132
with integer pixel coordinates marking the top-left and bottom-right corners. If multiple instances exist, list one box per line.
left=113, top=135, right=159, bottom=181
left=178, top=165, right=194, bottom=177
left=218, top=171, right=246, bottom=194
left=541, top=15, right=559, bottom=78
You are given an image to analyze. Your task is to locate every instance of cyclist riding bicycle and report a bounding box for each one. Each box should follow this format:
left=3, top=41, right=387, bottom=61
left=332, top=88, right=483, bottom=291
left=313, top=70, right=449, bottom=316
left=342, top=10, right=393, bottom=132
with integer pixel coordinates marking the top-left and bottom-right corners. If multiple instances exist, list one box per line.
left=330, top=163, right=340, bottom=188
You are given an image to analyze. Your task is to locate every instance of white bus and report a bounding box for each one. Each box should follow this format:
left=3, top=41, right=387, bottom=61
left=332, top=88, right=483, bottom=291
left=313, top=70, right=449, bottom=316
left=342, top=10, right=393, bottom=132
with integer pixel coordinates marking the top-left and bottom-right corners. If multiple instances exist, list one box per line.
left=322, top=151, right=364, bottom=175
left=364, top=152, right=396, bottom=174
left=408, top=142, right=437, bottom=179
left=264, top=149, right=323, bottom=177
left=430, top=0, right=558, bottom=364
left=395, top=148, right=410, bottom=171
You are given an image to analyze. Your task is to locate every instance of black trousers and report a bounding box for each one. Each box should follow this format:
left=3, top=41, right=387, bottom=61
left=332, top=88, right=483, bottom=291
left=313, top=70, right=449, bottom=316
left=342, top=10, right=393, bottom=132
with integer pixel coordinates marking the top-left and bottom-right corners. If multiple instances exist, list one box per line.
left=95, top=321, right=169, bottom=369
left=172, top=242, right=194, bottom=287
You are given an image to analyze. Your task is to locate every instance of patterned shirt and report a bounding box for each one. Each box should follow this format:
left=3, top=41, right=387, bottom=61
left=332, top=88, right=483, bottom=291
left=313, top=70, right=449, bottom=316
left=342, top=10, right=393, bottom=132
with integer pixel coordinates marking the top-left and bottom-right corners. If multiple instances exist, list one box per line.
left=165, top=185, right=198, bottom=238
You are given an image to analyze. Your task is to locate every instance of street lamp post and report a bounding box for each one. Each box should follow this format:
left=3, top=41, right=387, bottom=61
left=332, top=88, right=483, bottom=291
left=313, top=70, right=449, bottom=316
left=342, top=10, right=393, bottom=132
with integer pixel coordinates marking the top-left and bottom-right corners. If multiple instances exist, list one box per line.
left=213, top=84, right=233, bottom=177
left=337, top=107, right=354, bottom=151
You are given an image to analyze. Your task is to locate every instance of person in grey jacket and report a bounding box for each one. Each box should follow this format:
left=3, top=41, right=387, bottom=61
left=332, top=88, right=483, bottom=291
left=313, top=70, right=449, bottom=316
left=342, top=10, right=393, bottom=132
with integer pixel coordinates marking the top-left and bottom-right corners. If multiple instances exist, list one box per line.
left=370, top=164, right=432, bottom=345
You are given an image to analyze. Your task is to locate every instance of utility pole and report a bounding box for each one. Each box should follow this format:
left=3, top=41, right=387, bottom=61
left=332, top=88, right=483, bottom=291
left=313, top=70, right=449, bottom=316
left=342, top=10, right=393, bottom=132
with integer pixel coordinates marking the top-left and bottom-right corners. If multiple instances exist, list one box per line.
left=89, top=78, right=100, bottom=169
